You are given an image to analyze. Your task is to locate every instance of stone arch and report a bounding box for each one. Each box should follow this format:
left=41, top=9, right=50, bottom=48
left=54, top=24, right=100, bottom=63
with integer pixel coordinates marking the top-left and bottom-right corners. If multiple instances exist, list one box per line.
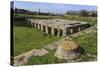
left=81, top=25, right=85, bottom=30
left=66, top=28, right=70, bottom=35
left=59, top=29, right=63, bottom=36
left=36, top=23, right=38, bottom=29
left=82, top=24, right=86, bottom=29
left=84, top=24, right=90, bottom=28
left=54, top=28, right=58, bottom=36
left=70, top=28, right=74, bottom=34
left=86, top=24, right=90, bottom=28
left=78, top=27, right=81, bottom=31
left=74, top=26, right=79, bottom=33
left=43, top=25, right=46, bottom=32
left=47, top=27, right=51, bottom=34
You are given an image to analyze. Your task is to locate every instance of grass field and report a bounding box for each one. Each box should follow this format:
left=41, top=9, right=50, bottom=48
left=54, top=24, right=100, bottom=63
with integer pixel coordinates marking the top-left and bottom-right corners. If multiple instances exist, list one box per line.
left=26, top=30, right=97, bottom=65
left=14, top=26, right=62, bottom=56
left=72, top=31, right=97, bottom=61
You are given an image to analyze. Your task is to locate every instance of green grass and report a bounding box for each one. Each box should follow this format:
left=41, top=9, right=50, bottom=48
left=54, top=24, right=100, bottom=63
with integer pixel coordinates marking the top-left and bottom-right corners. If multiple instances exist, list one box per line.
left=26, top=29, right=97, bottom=65
left=73, top=31, right=97, bottom=55
left=72, top=31, right=97, bottom=61
left=26, top=51, right=56, bottom=65
left=26, top=50, right=68, bottom=65
left=14, top=26, right=62, bottom=56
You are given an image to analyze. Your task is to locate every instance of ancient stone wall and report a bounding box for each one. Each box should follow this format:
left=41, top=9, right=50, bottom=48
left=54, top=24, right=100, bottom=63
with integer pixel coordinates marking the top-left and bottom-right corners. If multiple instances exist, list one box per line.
left=26, top=18, right=90, bottom=36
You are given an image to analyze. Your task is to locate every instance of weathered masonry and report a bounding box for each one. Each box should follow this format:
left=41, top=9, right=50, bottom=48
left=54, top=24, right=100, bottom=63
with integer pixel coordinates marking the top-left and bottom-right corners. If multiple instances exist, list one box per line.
left=26, top=19, right=90, bottom=36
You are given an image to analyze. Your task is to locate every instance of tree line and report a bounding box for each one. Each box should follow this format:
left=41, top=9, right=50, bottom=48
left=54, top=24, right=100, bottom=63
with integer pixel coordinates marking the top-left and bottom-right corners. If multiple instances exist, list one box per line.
left=12, top=7, right=97, bottom=17
left=66, top=10, right=97, bottom=17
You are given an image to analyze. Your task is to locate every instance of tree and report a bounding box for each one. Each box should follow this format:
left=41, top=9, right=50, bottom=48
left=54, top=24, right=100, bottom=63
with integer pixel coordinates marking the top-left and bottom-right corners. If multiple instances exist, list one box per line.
left=67, top=10, right=79, bottom=15
left=79, top=10, right=88, bottom=17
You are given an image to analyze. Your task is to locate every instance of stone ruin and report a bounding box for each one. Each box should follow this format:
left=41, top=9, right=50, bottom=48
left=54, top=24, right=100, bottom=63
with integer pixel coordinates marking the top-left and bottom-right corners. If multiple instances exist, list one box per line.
left=55, top=37, right=84, bottom=60
left=26, top=18, right=90, bottom=36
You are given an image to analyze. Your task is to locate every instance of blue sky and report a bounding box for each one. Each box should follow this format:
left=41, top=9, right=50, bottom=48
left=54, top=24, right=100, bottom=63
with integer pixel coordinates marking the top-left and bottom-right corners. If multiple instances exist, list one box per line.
left=14, top=1, right=97, bottom=14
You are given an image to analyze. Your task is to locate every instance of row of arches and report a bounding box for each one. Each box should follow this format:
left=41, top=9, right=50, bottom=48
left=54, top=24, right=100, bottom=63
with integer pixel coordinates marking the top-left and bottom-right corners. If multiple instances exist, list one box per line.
left=28, top=21, right=64, bottom=36
left=42, top=25, right=63, bottom=36
left=27, top=19, right=90, bottom=36
left=66, top=24, right=90, bottom=34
